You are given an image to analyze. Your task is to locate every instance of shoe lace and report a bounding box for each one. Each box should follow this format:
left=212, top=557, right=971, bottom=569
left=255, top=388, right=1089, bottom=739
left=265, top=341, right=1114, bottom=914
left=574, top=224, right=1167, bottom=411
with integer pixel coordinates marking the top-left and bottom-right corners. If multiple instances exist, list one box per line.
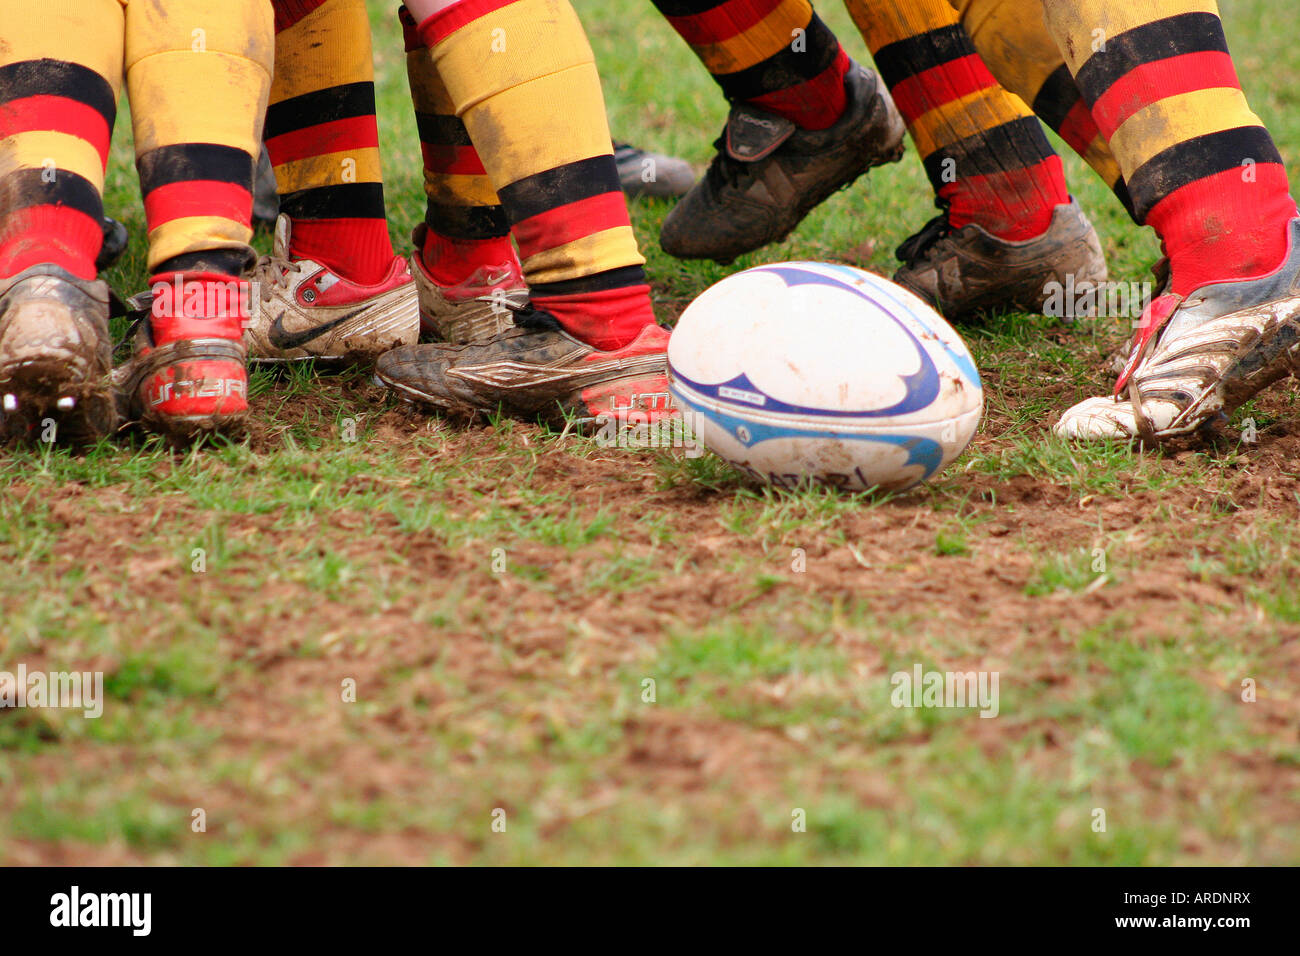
left=895, top=210, right=953, bottom=267
left=703, top=133, right=752, bottom=191
left=254, top=253, right=306, bottom=302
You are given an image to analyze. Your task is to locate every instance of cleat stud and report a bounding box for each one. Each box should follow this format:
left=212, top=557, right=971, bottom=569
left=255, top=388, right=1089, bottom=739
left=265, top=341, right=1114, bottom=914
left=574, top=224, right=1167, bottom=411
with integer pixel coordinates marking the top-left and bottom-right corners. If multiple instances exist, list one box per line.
left=2, top=394, right=16, bottom=413
left=56, top=396, right=76, bottom=411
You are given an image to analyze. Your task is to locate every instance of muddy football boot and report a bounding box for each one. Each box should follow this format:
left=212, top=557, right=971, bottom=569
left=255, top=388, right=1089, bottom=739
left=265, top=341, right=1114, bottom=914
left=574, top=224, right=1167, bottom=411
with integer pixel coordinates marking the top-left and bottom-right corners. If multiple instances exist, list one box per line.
left=409, top=223, right=529, bottom=344
left=0, top=265, right=116, bottom=443
left=96, top=217, right=129, bottom=272
left=243, top=216, right=418, bottom=362
left=113, top=273, right=251, bottom=440
left=615, top=141, right=695, bottom=200
left=1055, top=217, right=1300, bottom=442
left=893, top=199, right=1108, bottom=319
left=659, top=62, right=905, bottom=264
left=376, top=309, right=675, bottom=426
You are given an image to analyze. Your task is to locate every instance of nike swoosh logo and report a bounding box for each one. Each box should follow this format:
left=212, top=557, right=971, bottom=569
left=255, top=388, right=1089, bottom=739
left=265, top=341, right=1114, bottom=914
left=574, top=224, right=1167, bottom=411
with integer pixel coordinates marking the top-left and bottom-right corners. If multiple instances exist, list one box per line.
left=267, top=313, right=358, bottom=351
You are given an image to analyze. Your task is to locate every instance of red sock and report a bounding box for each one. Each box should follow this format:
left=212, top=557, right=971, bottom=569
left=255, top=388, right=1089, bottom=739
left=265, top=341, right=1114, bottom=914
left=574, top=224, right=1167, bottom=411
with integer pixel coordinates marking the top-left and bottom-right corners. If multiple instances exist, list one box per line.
left=751, top=48, right=851, bottom=131
left=287, top=218, right=394, bottom=286
left=420, top=227, right=518, bottom=289
left=533, top=283, right=656, bottom=352
left=0, top=205, right=102, bottom=281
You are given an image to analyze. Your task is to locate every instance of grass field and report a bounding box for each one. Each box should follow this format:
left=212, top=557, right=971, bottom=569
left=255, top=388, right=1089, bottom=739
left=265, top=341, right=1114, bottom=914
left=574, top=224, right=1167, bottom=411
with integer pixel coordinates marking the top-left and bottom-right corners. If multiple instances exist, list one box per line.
left=1, top=0, right=1297, bottom=865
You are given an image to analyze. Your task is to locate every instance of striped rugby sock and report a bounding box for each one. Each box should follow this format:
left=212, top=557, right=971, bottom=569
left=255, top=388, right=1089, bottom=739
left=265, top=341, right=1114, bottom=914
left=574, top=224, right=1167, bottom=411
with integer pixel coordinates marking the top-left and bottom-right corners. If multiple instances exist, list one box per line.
left=652, top=0, right=851, bottom=130
left=266, top=0, right=396, bottom=285
left=949, top=0, right=1129, bottom=218
left=1043, top=0, right=1296, bottom=293
left=0, top=0, right=123, bottom=280
left=415, top=0, right=654, bottom=350
left=401, top=4, right=517, bottom=289
left=127, top=0, right=272, bottom=277
left=849, top=0, right=1067, bottom=240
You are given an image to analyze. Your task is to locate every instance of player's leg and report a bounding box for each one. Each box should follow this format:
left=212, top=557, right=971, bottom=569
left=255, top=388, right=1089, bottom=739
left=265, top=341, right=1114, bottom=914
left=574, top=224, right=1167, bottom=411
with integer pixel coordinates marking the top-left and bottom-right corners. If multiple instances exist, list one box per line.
left=245, top=0, right=418, bottom=362
left=1039, top=0, right=1300, bottom=440
left=375, top=0, right=674, bottom=426
left=0, top=0, right=123, bottom=442
left=399, top=3, right=528, bottom=344
left=113, top=0, right=274, bottom=438
left=653, top=0, right=907, bottom=263
left=848, top=0, right=1105, bottom=317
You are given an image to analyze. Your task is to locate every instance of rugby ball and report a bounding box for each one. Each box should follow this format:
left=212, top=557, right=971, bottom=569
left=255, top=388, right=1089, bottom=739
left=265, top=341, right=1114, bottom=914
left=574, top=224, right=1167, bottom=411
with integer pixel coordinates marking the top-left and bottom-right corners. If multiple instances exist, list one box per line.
left=668, top=262, right=983, bottom=491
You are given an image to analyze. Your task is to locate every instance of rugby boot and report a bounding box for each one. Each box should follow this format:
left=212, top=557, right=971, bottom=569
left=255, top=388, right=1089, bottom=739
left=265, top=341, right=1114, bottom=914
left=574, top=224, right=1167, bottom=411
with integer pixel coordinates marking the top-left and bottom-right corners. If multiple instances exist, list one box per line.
left=243, top=215, right=418, bottom=362
left=409, top=223, right=528, bottom=344
left=114, top=272, right=251, bottom=440
left=0, top=265, right=116, bottom=444
left=893, top=199, right=1108, bottom=319
left=1055, top=217, right=1300, bottom=442
left=614, top=141, right=695, bottom=200
left=376, top=309, right=675, bottom=427
left=659, top=62, right=905, bottom=264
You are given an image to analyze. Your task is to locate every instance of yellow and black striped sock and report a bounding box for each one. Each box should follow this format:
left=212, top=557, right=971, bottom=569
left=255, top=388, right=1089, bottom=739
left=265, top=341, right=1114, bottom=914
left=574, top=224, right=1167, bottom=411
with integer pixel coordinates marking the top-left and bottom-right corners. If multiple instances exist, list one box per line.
left=1042, top=0, right=1296, bottom=294
left=415, top=0, right=654, bottom=350
left=126, top=0, right=273, bottom=278
left=950, top=0, right=1128, bottom=217
left=400, top=4, right=517, bottom=289
left=266, top=0, right=396, bottom=285
left=0, top=0, right=123, bottom=280
left=849, top=0, right=1067, bottom=240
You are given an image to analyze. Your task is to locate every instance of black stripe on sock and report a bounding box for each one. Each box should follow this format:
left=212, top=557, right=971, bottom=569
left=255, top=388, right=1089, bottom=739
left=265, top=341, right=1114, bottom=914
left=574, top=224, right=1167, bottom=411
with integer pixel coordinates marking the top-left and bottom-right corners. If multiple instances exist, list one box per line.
left=1112, top=176, right=1137, bottom=223
left=415, top=112, right=473, bottom=147
left=649, top=0, right=731, bottom=19
left=137, top=144, right=253, bottom=192
left=264, top=82, right=377, bottom=140
left=153, top=249, right=253, bottom=278
left=713, top=14, right=837, bottom=102
left=921, top=116, right=1056, bottom=187
left=0, top=168, right=102, bottom=220
left=0, top=59, right=116, bottom=125
left=425, top=201, right=510, bottom=241
left=496, top=156, right=622, bottom=224
left=530, top=264, right=649, bottom=299
left=871, top=25, right=974, bottom=92
left=278, top=182, right=387, bottom=220
left=1031, top=64, right=1084, bottom=134
left=1073, top=12, right=1228, bottom=106
left=1127, top=125, right=1282, bottom=222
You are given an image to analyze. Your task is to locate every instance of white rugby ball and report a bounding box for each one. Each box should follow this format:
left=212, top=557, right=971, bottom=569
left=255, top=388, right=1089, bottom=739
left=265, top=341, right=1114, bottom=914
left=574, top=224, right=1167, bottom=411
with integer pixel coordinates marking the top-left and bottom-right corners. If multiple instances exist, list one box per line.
left=668, top=262, right=983, bottom=491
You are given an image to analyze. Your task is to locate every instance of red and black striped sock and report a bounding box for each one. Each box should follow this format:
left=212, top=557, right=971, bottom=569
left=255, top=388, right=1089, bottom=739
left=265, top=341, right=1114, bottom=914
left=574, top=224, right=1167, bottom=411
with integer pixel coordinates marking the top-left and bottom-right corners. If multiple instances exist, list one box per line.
left=0, top=58, right=118, bottom=280
left=854, top=2, right=1067, bottom=241
left=266, top=0, right=395, bottom=285
left=652, top=0, right=851, bottom=130
left=1045, top=0, right=1297, bottom=294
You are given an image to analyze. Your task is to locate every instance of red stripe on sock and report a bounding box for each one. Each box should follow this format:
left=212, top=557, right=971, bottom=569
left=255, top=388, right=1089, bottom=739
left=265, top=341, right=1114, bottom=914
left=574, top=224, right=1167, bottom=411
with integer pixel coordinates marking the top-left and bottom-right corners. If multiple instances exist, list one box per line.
left=747, top=47, right=850, bottom=130
left=290, top=217, right=395, bottom=286
left=888, top=54, right=995, bottom=125
left=1091, top=51, right=1240, bottom=139
left=938, top=156, right=1068, bottom=240
left=512, top=191, right=629, bottom=263
left=417, top=0, right=521, bottom=46
left=665, top=0, right=787, bottom=47
left=1057, top=98, right=1102, bottom=161
left=1144, top=163, right=1295, bottom=295
left=0, top=96, right=112, bottom=166
left=533, top=283, right=655, bottom=351
left=0, top=205, right=101, bottom=280
left=265, top=115, right=380, bottom=166
left=420, top=142, right=486, bottom=176
left=144, top=181, right=252, bottom=230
